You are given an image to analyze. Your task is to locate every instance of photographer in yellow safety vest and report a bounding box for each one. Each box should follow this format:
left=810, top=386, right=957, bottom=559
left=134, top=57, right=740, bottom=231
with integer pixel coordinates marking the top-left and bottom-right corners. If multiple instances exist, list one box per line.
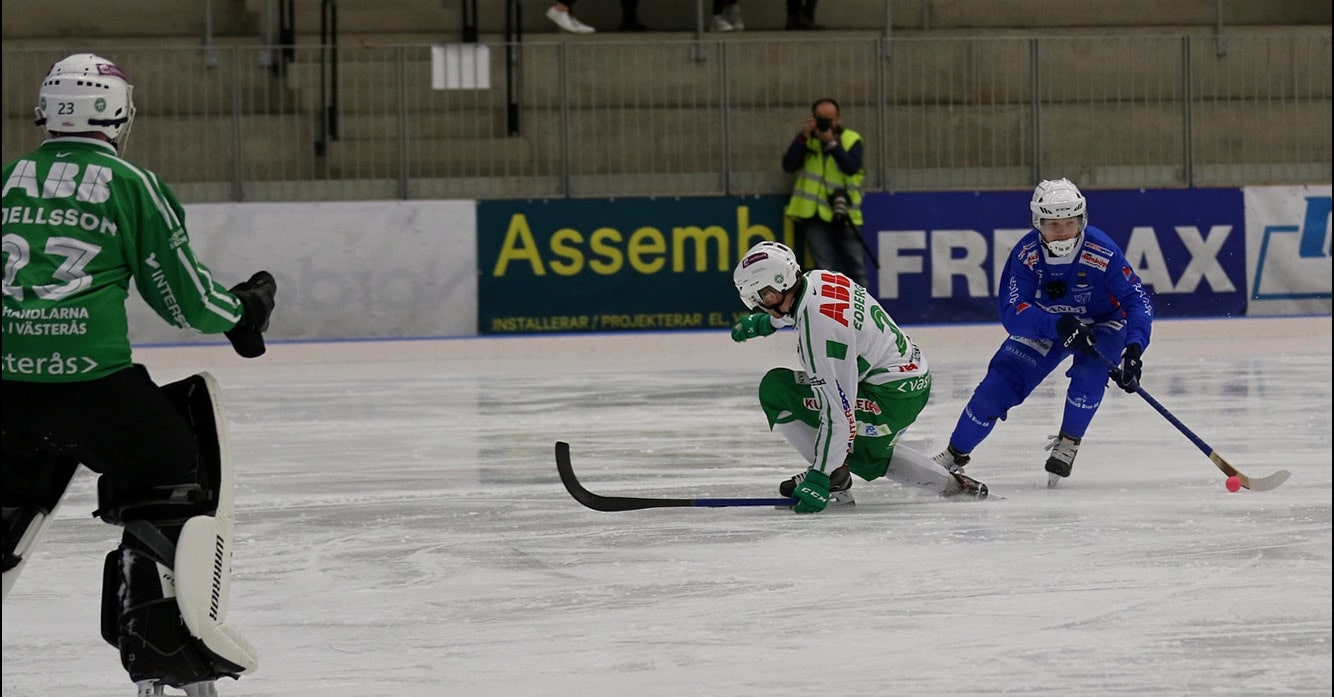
left=781, top=97, right=869, bottom=288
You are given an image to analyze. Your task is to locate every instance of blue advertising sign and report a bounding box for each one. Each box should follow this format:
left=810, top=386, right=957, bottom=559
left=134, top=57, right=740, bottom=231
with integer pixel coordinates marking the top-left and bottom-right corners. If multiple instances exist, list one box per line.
left=863, top=188, right=1248, bottom=324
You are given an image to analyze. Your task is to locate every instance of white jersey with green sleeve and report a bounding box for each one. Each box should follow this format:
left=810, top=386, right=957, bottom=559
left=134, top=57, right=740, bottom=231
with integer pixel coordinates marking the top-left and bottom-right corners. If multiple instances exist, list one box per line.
left=2, top=137, right=243, bottom=383
left=789, top=270, right=931, bottom=474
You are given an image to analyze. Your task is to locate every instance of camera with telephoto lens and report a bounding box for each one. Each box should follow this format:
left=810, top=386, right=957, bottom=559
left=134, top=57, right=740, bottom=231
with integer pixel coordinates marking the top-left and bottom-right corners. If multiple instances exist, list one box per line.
left=815, top=117, right=833, bottom=132
left=829, top=188, right=851, bottom=227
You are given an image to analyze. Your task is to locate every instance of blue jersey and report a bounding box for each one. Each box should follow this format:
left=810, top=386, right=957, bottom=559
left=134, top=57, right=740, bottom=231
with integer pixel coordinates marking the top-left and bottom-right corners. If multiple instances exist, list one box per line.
left=998, top=225, right=1153, bottom=350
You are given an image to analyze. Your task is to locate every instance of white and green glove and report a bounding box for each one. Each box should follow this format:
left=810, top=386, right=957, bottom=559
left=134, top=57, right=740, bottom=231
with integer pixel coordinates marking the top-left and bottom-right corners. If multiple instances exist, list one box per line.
left=731, top=313, right=778, bottom=342
left=792, top=469, right=831, bottom=514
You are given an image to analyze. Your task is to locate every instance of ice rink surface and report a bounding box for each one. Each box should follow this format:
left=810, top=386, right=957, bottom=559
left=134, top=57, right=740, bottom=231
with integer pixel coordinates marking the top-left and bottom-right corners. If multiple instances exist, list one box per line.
left=3, top=316, right=1331, bottom=697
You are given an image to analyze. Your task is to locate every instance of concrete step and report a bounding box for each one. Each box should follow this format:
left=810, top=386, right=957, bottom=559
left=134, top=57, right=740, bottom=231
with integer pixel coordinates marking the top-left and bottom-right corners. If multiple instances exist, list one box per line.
left=4, top=0, right=1325, bottom=41
left=5, top=95, right=1325, bottom=186
left=1, top=0, right=255, bottom=39
left=273, top=28, right=1330, bottom=115
left=316, top=135, right=538, bottom=179
left=1, top=40, right=295, bottom=119
left=245, top=0, right=1334, bottom=37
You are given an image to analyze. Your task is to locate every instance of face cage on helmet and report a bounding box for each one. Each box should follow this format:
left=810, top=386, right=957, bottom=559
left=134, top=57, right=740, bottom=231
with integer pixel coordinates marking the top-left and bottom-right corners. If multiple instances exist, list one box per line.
left=1033, top=195, right=1087, bottom=258
left=1038, top=214, right=1085, bottom=256
left=739, top=277, right=787, bottom=311
left=741, top=285, right=789, bottom=313
left=1041, top=232, right=1082, bottom=257
left=740, top=289, right=763, bottom=311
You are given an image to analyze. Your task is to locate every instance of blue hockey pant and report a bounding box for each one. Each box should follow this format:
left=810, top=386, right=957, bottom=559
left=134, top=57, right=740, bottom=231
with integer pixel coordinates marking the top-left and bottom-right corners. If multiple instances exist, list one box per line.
left=948, top=323, right=1128, bottom=454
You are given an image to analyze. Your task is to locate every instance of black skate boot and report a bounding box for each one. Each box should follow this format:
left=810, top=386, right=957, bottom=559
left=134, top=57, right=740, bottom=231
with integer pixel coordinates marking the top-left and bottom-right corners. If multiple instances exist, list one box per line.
left=780, top=465, right=854, bottom=506
left=1044, top=431, right=1082, bottom=487
left=944, top=470, right=989, bottom=499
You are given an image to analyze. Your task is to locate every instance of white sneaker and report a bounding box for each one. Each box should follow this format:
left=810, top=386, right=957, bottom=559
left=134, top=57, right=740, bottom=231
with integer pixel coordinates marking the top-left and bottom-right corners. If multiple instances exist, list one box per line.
left=710, top=14, right=735, bottom=32
left=726, top=5, right=745, bottom=30
left=546, top=6, right=595, bottom=33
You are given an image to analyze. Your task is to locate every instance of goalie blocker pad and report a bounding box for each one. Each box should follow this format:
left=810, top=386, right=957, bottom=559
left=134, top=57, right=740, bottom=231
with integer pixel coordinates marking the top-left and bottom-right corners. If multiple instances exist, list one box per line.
left=101, top=372, right=258, bottom=685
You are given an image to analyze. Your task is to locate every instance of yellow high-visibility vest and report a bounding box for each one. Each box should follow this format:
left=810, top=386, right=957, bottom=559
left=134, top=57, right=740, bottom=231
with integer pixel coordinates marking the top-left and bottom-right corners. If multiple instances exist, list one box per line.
left=784, top=128, right=865, bottom=226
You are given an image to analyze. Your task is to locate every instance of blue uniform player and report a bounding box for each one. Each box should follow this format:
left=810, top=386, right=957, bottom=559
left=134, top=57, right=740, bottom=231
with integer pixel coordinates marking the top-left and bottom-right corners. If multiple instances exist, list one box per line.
left=932, top=178, right=1154, bottom=486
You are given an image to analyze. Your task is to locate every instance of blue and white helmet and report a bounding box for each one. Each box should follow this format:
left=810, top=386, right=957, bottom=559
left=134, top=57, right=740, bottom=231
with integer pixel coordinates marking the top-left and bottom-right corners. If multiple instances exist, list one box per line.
left=35, top=53, right=136, bottom=146
left=734, top=241, right=802, bottom=310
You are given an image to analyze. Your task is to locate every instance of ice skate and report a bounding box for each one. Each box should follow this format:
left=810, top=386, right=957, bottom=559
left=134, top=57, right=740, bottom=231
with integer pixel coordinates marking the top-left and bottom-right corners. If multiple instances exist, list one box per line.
left=944, top=470, right=989, bottom=499
left=1044, top=431, right=1081, bottom=487
left=932, top=444, right=971, bottom=473
left=135, top=679, right=219, bottom=697
left=779, top=465, right=854, bottom=506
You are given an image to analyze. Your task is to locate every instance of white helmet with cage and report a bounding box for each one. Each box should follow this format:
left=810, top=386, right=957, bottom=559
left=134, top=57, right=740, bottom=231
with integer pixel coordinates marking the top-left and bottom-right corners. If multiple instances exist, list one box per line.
left=35, top=53, right=136, bottom=146
left=1029, top=177, right=1087, bottom=256
left=734, top=241, right=803, bottom=311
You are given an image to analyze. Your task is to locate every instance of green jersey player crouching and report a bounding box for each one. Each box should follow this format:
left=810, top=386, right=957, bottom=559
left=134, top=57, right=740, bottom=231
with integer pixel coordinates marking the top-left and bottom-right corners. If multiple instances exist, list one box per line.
left=730, top=241, right=987, bottom=513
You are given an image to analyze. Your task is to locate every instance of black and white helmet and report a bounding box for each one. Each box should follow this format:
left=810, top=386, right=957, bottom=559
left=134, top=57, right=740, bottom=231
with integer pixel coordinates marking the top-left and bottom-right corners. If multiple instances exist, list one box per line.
left=734, top=241, right=802, bottom=310
left=35, top=53, right=136, bottom=146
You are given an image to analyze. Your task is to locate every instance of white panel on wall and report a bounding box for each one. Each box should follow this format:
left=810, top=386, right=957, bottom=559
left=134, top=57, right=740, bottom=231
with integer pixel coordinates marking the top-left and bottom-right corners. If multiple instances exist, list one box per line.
left=1244, top=185, right=1332, bottom=317
left=126, top=200, right=479, bottom=345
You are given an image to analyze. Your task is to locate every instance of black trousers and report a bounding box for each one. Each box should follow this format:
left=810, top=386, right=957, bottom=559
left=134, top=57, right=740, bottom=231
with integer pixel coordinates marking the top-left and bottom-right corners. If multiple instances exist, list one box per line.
left=786, top=0, right=818, bottom=18
left=2, top=365, right=200, bottom=508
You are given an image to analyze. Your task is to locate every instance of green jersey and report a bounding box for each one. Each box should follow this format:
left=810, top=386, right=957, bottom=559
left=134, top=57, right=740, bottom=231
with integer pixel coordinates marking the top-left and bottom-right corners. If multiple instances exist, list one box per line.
left=2, top=137, right=242, bottom=383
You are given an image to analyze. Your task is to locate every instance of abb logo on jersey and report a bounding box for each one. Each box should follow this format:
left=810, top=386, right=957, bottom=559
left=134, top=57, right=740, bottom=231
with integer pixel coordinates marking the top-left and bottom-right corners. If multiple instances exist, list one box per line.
left=817, top=272, right=866, bottom=328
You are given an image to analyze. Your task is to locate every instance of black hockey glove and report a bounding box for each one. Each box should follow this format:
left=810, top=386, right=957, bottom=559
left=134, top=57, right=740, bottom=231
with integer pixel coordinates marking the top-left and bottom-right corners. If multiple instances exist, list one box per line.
left=1055, top=314, right=1096, bottom=356
left=1112, top=343, right=1143, bottom=393
left=225, top=271, right=277, bottom=358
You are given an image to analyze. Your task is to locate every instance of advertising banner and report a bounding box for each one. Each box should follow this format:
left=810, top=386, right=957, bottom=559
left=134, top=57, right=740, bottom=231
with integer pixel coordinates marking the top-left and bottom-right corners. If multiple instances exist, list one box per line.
left=865, top=187, right=1250, bottom=324
left=114, top=187, right=1324, bottom=344
left=477, top=196, right=791, bottom=334
left=1243, top=185, right=1332, bottom=316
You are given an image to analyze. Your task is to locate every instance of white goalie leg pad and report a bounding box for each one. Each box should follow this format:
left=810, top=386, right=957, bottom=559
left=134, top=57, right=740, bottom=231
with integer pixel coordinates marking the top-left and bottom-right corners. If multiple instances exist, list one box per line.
left=160, top=371, right=257, bottom=674
left=3, top=507, right=55, bottom=602
left=885, top=445, right=958, bottom=494
left=174, top=372, right=257, bottom=674
left=174, top=512, right=257, bottom=674
left=3, top=459, right=79, bottom=602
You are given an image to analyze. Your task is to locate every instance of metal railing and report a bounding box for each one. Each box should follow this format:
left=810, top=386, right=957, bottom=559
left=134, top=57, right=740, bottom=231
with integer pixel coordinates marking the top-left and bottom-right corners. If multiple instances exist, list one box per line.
left=2, top=31, right=1328, bottom=203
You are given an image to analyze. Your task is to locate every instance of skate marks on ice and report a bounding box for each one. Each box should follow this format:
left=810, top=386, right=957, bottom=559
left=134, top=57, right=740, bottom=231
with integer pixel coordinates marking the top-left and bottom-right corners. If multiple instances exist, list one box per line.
left=1, top=325, right=1329, bottom=697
